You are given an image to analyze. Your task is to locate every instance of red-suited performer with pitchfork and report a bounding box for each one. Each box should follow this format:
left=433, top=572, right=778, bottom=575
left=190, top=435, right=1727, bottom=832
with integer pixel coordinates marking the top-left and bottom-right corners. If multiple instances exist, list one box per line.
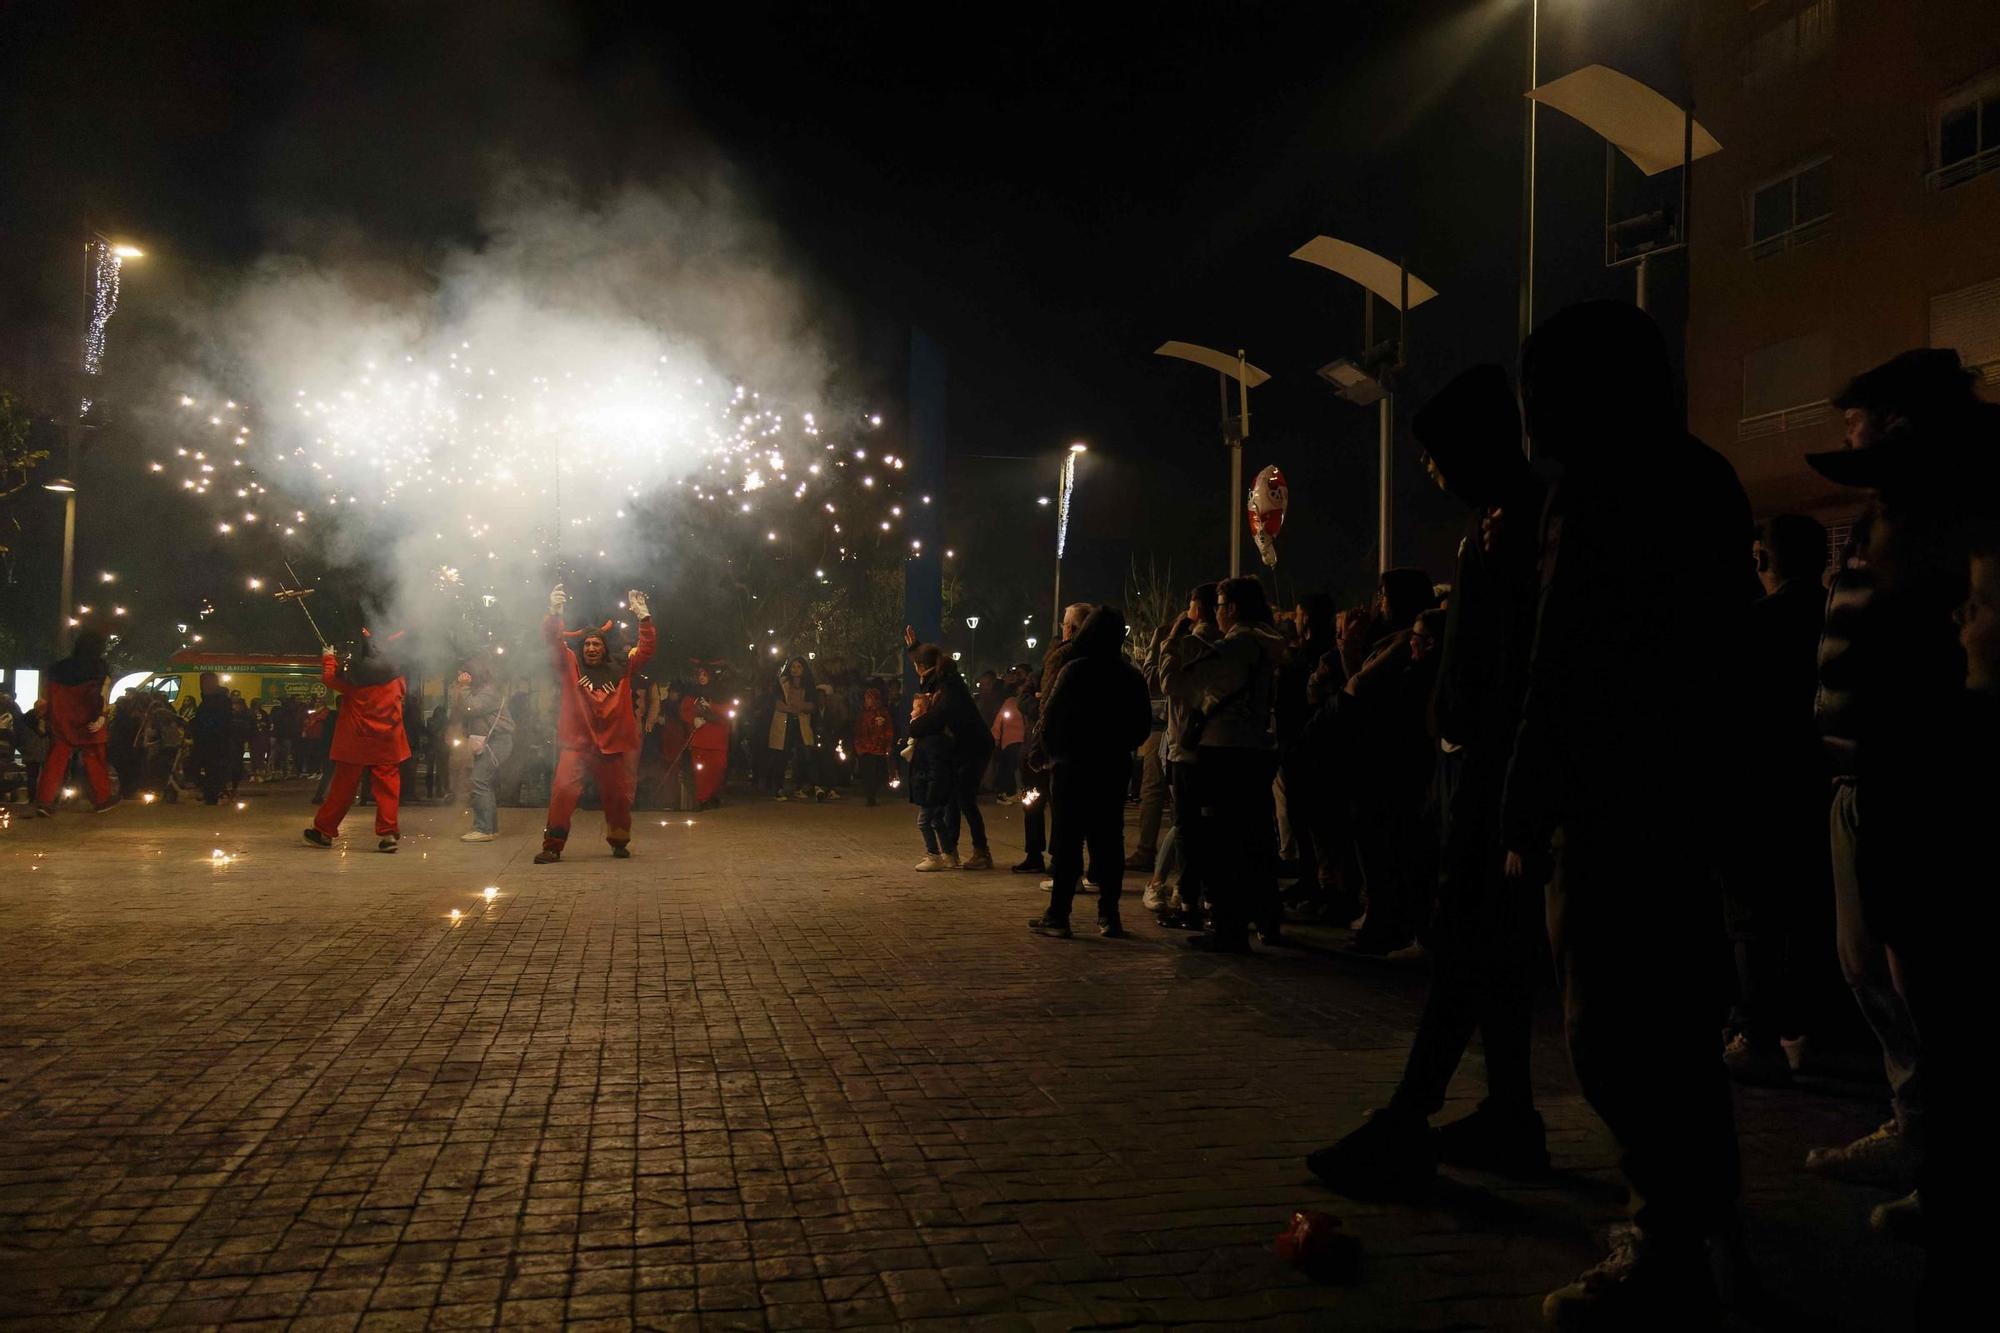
left=535, top=582, right=656, bottom=863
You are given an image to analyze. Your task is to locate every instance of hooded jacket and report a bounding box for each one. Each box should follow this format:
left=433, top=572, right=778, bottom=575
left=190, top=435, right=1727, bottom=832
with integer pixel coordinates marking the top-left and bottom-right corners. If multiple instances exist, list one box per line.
left=908, top=666, right=995, bottom=773
left=1040, top=608, right=1152, bottom=771
left=1160, top=621, right=1286, bottom=751
left=1147, top=620, right=1220, bottom=763
left=546, top=613, right=656, bottom=755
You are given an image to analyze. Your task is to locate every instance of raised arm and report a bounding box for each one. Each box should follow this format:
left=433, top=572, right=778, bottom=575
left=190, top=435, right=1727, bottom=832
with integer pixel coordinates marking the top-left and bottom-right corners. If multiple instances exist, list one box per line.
left=320, top=646, right=350, bottom=697
left=625, top=590, right=657, bottom=676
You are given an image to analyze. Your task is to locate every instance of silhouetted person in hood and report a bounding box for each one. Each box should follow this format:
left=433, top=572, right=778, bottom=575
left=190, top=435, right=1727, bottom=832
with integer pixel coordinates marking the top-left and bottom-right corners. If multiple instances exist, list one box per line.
left=1501, top=302, right=1752, bottom=1327
left=1310, top=363, right=1554, bottom=1197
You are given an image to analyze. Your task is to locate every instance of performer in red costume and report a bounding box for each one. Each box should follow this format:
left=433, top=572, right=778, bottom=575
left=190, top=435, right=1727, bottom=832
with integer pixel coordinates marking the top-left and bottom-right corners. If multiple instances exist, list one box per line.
left=679, top=662, right=731, bottom=810
left=537, top=583, right=656, bottom=863
left=33, top=629, right=117, bottom=814
left=304, top=630, right=410, bottom=852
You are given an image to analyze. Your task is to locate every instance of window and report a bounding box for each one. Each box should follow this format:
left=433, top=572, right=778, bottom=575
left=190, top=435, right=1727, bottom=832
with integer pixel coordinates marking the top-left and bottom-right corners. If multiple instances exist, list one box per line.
left=1744, top=0, right=1836, bottom=86
left=1740, top=331, right=1831, bottom=438
left=1931, top=276, right=2000, bottom=384
left=1931, top=70, right=2000, bottom=190
left=1748, top=157, right=1832, bottom=256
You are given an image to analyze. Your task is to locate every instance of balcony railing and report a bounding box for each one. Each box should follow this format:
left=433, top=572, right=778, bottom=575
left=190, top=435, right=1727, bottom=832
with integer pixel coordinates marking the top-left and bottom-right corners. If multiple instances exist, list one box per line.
left=1929, top=145, right=2000, bottom=191
left=1738, top=399, right=1832, bottom=441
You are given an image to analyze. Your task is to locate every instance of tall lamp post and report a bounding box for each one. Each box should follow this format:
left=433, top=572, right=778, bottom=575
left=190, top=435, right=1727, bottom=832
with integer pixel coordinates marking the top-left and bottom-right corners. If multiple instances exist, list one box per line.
left=1153, top=343, right=1271, bottom=578
left=1526, top=64, right=1721, bottom=312
left=48, top=232, right=143, bottom=653
left=1290, top=236, right=1437, bottom=575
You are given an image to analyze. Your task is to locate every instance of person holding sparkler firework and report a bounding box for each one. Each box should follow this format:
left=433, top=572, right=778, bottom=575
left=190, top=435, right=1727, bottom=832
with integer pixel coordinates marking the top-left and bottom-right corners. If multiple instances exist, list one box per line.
left=535, top=583, right=656, bottom=863
left=303, top=629, right=410, bottom=852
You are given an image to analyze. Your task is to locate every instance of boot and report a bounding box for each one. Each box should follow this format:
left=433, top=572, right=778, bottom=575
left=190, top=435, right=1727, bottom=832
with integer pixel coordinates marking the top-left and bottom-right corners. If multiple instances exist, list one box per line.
left=1306, top=1107, right=1437, bottom=1199
left=1434, top=1102, right=1549, bottom=1176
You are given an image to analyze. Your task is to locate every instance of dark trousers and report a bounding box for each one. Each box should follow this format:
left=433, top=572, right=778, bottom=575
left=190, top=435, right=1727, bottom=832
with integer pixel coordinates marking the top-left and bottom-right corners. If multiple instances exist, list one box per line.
left=1353, top=794, right=1431, bottom=947
left=953, top=760, right=988, bottom=852
left=194, top=742, right=232, bottom=805
left=1722, top=791, right=1836, bottom=1045
left=1393, top=756, right=1540, bottom=1116
left=857, top=753, right=887, bottom=805
left=1193, top=746, right=1278, bottom=942
left=1046, top=763, right=1125, bottom=923
left=1550, top=821, right=1740, bottom=1244
left=1022, top=758, right=1049, bottom=862
left=1168, top=757, right=1203, bottom=914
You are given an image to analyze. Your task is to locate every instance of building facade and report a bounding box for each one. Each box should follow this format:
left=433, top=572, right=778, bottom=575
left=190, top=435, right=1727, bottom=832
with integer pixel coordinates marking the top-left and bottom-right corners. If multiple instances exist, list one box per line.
left=1687, top=0, right=2000, bottom=534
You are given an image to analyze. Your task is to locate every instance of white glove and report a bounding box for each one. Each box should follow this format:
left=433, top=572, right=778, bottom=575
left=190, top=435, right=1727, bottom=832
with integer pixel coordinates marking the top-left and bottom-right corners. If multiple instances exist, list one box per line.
left=548, top=582, right=567, bottom=615
left=626, top=589, right=650, bottom=619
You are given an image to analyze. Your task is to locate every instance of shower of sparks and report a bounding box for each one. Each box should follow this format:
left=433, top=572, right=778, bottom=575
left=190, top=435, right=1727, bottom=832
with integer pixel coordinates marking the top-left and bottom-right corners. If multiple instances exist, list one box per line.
left=79, top=240, right=127, bottom=417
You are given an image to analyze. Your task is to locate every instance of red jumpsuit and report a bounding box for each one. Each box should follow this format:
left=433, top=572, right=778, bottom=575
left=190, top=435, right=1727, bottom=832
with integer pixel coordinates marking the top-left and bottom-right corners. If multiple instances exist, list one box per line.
left=36, top=671, right=112, bottom=806
left=680, top=690, right=731, bottom=806
left=543, top=614, right=656, bottom=853
left=313, top=659, right=410, bottom=839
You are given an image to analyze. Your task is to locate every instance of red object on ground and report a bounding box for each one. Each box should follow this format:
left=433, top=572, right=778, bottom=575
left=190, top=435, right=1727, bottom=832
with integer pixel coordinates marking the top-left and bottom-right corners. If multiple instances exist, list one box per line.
left=1273, top=1210, right=1361, bottom=1283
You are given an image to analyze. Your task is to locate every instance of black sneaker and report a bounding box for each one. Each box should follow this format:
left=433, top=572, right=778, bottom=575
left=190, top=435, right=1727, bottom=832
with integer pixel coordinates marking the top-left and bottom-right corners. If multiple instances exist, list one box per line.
left=611, top=844, right=631, bottom=859
left=1307, top=1107, right=1438, bottom=1198
left=1012, top=858, right=1047, bottom=875
left=1098, top=912, right=1125, bottom=939
left=302, top=828, right=333, bottom=847
left=1434, top=1102, right=1550, bottom=1177
left=378, top=835, right=399, bottom=853
left=1027, top=915, right=1072, bottom=938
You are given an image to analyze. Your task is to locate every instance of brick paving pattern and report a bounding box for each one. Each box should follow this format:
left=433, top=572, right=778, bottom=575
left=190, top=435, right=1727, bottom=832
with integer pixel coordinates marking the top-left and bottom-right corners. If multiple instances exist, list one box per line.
left=0, top=788, right=1919, bottom=1330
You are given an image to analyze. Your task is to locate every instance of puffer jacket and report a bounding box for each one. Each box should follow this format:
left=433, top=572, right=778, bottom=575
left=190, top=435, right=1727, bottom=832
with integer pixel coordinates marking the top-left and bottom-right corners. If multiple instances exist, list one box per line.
left=1160, top=622, right=1286, bottom=751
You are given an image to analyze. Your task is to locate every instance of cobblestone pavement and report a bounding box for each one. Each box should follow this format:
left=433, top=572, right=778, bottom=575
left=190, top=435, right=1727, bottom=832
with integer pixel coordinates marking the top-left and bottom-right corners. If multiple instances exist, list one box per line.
left=0, top=785, right=1920, bottom=1331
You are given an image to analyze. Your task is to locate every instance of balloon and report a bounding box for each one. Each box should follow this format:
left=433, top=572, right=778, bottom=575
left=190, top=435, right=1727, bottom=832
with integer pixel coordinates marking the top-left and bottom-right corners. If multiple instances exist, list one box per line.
left=1247, top=464, right=1289, bottom=568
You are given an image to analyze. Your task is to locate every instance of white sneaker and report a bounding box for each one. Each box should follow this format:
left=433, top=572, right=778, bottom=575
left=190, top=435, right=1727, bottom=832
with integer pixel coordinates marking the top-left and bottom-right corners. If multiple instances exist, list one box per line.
left=914, top=854, right=950, bottom=871
left=460, top=831, right=496, bottom=843
left=1142, top=882, right=1167, bottom=912
left=1806, top=1120, right=1919, bottom=1189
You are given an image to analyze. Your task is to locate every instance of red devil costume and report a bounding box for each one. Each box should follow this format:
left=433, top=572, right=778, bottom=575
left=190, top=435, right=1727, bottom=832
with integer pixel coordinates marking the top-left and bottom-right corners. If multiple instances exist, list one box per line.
left=35, top=630, right=116, bottom=811
left=537, top=585, right=656, bottom=861
left=305, top=631, right=410, bottom=851
left=679, top=663, right=731, bottom=809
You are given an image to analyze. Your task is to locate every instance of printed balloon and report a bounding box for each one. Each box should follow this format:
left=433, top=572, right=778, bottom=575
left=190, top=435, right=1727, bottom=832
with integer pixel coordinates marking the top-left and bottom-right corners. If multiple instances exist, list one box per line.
left=1247, top=464, right=1289, bottom=568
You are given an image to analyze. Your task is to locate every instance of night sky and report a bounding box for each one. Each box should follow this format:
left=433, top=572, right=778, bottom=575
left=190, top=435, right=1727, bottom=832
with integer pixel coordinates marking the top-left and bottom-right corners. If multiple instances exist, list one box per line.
left=0, top=0, right=1692, bottom=668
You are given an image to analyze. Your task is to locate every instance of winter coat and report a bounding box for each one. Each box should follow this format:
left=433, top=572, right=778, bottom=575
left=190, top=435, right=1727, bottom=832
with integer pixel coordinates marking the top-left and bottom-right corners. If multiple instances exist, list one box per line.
left=324, top=657, right=411, bottom=766
left=907, top=669, right=994, bottom=775
left=989, top=697, right=1026, bottom=750
left=1342, top=629, right=1442, bottom=802
left=1040, top=611, right=1152, bottom=773
left=766, top=674, right=817, bottom=750
left=1159, top=622, right=1286, bottom=751
left=458, top=683, right=512, bottom=740
left=1503, top=434, right=1753, bottom=851
left=1147, top=621, right=1219, bottom=764
left=906, top=718, right=955, bottom=808
left=1815, top=506, right=1968, bottom=780
left=190, top=693, right=236, bottom=756
left=855, top=698, right=895, bottom=757
left=546, top=614, right=656, bottom=755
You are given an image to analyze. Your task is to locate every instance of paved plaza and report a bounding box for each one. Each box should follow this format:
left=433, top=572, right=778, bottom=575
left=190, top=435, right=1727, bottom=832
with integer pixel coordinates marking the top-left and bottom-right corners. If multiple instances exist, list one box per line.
left=0, top=785, right=1919, bottom=1330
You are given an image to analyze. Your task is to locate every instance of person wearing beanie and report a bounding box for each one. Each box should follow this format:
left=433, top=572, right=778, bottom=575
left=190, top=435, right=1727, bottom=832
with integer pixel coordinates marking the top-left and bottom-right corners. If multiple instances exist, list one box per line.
left=535, top=582, right=657, bottom=863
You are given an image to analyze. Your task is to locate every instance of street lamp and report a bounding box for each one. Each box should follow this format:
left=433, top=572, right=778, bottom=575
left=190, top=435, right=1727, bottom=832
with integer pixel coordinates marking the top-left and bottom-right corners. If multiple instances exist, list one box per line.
left=1527, top=64, right=1721, bottom=312
left=964, top=615, right=980, bottom=672
left=1153, top=343, right=1271, bottom=578
left=1291, top=236, right=1437, bottom=574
